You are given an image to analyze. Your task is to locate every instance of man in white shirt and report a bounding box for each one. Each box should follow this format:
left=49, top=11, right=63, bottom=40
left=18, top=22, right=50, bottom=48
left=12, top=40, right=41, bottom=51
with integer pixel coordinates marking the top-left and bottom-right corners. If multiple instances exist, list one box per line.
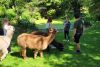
left=3, top=18, right=10, bottom=36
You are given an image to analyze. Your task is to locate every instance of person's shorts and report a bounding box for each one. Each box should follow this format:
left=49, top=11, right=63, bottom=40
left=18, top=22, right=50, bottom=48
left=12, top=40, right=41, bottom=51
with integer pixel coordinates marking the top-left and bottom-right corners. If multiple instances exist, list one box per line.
left=64, top=30, right=69, bottom=34
left=74, top=33, right=82, bottom=43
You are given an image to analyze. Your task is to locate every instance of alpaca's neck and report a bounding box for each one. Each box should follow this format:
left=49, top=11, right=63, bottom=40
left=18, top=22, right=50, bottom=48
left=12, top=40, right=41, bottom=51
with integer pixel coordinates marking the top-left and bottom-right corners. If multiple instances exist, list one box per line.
left=6, top=31, right=13, bottom=40
left=42, top=32, right=55, bottom=50
left=45, top=33, right=55, bottom=45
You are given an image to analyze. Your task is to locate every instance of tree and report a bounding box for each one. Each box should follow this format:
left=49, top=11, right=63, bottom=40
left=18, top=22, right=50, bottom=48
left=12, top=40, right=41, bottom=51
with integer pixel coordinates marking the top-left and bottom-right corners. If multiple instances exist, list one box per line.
left=71, top=0, right=82, bottom=17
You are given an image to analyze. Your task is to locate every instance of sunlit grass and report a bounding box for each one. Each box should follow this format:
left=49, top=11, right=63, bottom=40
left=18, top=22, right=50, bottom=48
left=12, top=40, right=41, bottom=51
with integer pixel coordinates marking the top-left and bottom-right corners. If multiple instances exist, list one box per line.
left=35, top=19, right=64, bottom=29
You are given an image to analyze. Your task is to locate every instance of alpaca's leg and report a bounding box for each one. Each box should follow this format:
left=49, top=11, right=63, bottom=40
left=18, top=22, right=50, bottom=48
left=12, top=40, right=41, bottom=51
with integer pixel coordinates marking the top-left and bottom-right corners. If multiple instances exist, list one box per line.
left=39, top=50, right=43, bottom=58
left=34, top=50, right=38, bottom=59
left=0, top=49, right=8, bottom=61
left=21, top=48, right=27, bottom=59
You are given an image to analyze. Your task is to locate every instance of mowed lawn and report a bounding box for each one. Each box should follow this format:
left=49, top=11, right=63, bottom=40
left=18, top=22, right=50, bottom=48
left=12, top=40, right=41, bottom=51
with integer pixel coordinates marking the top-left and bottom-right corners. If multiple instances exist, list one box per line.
left=0, top=20, right=100, bottom=67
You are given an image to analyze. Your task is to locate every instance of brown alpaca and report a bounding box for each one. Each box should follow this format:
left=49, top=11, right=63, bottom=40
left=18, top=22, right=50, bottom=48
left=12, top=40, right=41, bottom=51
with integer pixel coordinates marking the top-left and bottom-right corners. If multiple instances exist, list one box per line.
left=17, top=28, right=56, bottom=59
left=31, top=31, right=64, bottom=51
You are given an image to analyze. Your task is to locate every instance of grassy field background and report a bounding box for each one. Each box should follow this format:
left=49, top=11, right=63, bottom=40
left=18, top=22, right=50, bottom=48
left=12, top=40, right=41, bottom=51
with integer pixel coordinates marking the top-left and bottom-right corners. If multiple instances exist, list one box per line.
left=0, top=19, right=100, bottom=67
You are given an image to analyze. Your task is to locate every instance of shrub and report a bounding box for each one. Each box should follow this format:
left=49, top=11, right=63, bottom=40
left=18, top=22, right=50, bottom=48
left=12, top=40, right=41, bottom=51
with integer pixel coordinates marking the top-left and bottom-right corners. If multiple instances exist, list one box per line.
left=47, top=9, right=56, bottom=18
left=32, top=12, right=41, bottom=20
left=17, top=19, right=37, bottom=32
left=0, top=6, right=6, bottom=17
left=6, top=9, right=16, bottom=20
left=21, top=10, right=31, bottom=20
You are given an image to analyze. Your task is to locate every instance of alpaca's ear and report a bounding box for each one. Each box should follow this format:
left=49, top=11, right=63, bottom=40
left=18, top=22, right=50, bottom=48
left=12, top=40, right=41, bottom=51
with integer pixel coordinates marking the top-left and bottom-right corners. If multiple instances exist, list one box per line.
left=13, top=26, right=15, bottom=31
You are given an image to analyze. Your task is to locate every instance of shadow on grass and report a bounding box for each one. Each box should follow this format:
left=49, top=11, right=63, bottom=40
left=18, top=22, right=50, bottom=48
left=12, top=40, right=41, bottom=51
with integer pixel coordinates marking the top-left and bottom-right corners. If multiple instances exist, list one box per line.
left=43, top=28, right=100, bottom=67
left=10, top=52, right=20, bottom=58
left=10, top=48, right=42, bottom=59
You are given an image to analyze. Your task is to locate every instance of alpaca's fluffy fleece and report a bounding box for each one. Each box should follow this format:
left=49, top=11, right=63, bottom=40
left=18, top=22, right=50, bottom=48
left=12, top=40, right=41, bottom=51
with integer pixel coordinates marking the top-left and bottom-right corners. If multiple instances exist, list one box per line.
left=17, top=28, right=56, bottom=59
left=0, top=25, right=15, bottom=61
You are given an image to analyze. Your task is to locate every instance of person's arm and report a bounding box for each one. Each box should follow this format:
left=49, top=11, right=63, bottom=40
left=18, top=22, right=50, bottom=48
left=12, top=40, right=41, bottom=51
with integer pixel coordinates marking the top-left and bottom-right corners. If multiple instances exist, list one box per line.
left=72, top=22, right=77, bottom=39
left=73, top=28, right=76, bottom=37
left=50, top=23, right=53, bottom=28
left=4, top=25, right=9, bottom=30
left=63, top=21, right=66, bottom=30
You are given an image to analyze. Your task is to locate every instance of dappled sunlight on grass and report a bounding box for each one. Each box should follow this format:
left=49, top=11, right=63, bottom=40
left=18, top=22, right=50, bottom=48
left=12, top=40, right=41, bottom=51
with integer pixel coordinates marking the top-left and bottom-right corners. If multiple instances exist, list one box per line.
left=35, top=18, right=47, bottom=24
left=68, top=46, right=74, bottom=51
left=89, top=54, right=100, bottom=60
left=63, top=54, right=73, bottom=58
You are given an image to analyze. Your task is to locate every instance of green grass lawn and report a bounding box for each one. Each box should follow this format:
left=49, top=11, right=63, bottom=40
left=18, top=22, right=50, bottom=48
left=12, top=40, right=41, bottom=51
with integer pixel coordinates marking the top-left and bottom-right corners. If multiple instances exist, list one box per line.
left=0, top=20, right=100, bottom=67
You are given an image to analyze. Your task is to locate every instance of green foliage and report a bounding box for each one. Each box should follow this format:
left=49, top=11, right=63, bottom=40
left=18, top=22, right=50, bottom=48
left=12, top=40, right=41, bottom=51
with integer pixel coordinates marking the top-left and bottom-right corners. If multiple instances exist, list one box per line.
left=17, top=19, right=37, bottom=32
left=0, top=0, right=99, bottom=26
left=6, top=9, right=16, bottom=20
left=81, top=0, right=100, bottom=20
left=89, top=0, right=100, bottom=20
left=0, top=6, right=6, bottom=17
left=0, top=0, right=11, bottom=8
left=32, top=11, right=41, bottom=20
left=21, top=10, right=31, bottom=20
left=0, top=20, right=2, bottom=28
left=47, top=9, right=56, bottom=17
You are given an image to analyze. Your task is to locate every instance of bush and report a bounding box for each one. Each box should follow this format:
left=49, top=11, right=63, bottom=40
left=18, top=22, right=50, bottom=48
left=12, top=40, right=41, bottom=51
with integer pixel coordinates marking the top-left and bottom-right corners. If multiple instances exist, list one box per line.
left=47, top=9, right=56, bottom=18
left=6, top=9, right=16, bottom=20
left=17, top=19, right=37, bottom=32
left=0, top=6, right=6, bottom=17
left=21, top=10, right=31, bottom=20
left=32, top=12, right=41, bottom=20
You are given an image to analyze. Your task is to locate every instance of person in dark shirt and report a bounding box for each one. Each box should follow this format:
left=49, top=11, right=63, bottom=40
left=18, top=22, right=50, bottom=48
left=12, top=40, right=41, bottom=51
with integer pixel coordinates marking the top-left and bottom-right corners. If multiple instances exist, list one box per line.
left=63, top=17, right=71, bottom=41
left=73, top=15, right=84, bottom=53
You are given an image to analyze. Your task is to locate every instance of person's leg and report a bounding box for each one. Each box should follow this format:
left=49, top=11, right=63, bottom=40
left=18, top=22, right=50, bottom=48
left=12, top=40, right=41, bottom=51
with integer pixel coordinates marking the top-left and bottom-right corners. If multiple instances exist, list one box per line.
left=74, top=34, right=81, bottom=53
left=64, top=31, right=66, bottom=39
left=66, top=31, right=70, bottom=41
left=76, top=43, right=80, bottom=52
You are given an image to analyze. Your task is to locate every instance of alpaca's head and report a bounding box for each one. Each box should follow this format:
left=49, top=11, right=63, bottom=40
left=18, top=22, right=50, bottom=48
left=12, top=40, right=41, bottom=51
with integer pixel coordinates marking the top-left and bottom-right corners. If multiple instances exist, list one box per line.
left=6, top=25, right=15, bottom=36
left=7, top=25, right=15, bottom=31
left=48, top=28, right=56, bottom=34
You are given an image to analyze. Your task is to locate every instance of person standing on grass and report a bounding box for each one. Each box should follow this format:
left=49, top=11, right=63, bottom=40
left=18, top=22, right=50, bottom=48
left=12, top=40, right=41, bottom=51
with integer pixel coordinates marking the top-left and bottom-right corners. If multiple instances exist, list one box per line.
left=63, top=16, right=71, bottom=42
left=45, top=16, right=52, bottom=32
left=2, top=18, right=10, bottom=36
left=73, top=15, right=84, bottom=53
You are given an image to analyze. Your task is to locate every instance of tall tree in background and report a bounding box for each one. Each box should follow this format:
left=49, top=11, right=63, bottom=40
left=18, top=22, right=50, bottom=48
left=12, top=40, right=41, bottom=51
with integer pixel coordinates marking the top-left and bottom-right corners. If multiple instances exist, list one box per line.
left=71, top=0, right=82, bottom=17
left=89, top=0, right=100, bottom=20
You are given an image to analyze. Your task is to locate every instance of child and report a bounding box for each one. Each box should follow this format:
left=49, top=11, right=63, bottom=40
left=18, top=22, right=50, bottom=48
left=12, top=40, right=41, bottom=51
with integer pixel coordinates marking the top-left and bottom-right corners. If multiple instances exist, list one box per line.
left=2, top=18, right=10, bottom=36
left=73, top=15, right=84, bottom=53
left=63, top=17, right=71, bottom=41
left=45, top=17, right=52, bottom=32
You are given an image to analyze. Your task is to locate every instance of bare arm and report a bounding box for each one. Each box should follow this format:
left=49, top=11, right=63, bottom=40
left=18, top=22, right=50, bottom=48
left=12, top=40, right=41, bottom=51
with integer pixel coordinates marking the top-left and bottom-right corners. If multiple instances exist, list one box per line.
left=73, top=28, right=76, bottom=37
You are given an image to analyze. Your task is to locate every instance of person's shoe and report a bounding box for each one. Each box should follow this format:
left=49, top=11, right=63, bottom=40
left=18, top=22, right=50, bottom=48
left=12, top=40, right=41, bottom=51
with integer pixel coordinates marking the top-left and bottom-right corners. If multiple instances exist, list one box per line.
left=76, top=50, right=81, bottom=54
